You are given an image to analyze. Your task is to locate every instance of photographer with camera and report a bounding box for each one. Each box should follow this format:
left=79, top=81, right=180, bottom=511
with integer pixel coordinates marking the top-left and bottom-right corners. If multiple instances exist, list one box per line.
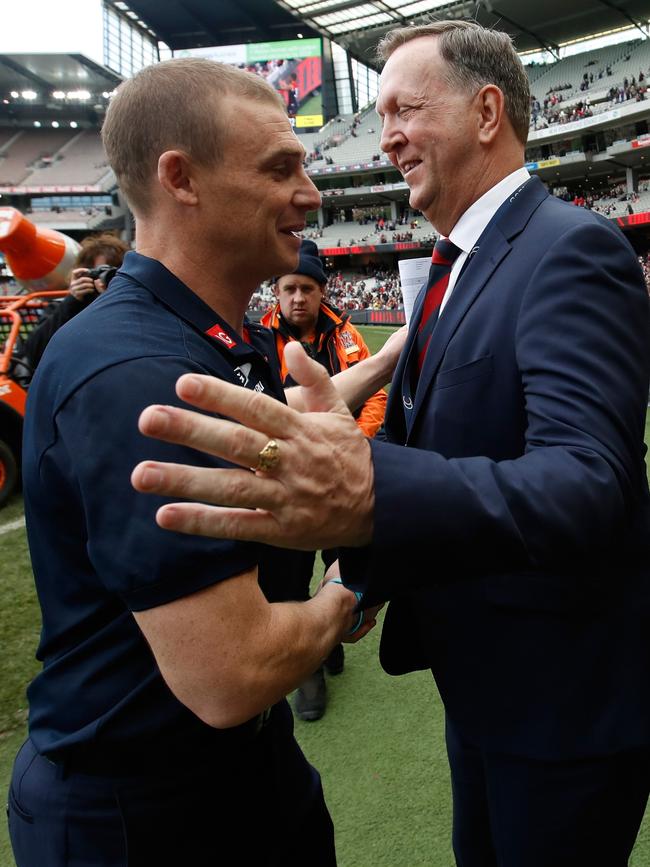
left=69, top=262, right=118, bottom=301
left=20, top=232, right=129, bottom=376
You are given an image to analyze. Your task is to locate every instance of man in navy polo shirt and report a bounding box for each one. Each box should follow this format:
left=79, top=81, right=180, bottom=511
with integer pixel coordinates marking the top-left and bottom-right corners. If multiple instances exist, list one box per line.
left=8, top=59, right=395, bottom=867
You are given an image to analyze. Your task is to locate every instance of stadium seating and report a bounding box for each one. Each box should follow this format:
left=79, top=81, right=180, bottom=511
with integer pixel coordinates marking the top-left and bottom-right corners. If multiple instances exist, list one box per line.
left=307, top=217, right=437, bottom=249
left=526, top=40, right=639, bottom=103
left=301, top=113, right=358, bottom=168
left=595, top=39, right=650, bottom=96
left=24, top=131, right=110, bottom=186
left=0, top=129, right=16, bottom=152
left=27, top=209, right=98, bottom=226
left=315, top=109, right=381, bottom=167
left=0, top=129, right=76, bottom=185
left=588, top=187, right=650, bottom=218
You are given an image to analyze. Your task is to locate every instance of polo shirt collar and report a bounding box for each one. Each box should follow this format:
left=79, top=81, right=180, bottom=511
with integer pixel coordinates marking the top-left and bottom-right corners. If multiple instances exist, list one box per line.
left=119, top=251, right=259, bottom=359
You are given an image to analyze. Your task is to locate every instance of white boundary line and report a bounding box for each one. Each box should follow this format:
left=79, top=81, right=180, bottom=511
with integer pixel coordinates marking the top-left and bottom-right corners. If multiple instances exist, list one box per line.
left=0, top=516, right=26, bottom=535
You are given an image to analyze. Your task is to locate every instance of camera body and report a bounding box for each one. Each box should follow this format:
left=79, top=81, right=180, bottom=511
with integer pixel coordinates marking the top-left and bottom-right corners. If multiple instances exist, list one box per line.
left=86, top=264, right=118, bottom=287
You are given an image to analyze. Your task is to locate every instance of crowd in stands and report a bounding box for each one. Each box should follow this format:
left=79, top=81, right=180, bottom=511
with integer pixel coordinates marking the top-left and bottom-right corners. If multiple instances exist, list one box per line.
left=606, top=74, right=647, bottom=103
left=248, top=266, right=405, bottom=314
left=530, top=68, right=648, bottom=129
left=321, top=212, right=437, bottom=248
left=326, top=267, right=403, bottom=310
left=554, top=181, right=643, bottom=216
left=531, top=96, right=595, bottom=128
left=330, top=229, right=437, bottom=247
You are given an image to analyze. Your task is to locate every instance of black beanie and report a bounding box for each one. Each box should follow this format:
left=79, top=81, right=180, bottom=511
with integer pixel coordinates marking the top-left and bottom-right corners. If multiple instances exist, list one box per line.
left=292, top=239, right=326, bottom=286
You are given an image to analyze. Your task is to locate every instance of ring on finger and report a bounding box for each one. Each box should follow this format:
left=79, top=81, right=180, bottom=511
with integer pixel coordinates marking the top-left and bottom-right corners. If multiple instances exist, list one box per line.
left=255, top=439, right=280, bottom=472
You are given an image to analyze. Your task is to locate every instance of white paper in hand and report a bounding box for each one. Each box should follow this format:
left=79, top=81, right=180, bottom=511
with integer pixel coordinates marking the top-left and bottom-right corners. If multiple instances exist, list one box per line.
left=398, top=256, right=431, bottom=327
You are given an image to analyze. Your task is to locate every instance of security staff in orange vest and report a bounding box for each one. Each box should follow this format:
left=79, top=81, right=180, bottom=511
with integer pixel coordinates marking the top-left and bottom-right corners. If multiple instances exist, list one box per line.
left=260, top=239, right=387, bottom=720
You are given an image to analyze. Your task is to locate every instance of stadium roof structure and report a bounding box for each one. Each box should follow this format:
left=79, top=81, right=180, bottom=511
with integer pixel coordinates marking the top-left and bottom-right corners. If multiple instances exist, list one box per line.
left=120, top=0, right=650, bottom=66
left=107, top=0, right=322, bottom=50
left=0, top=54, right=121, bottom=96
left=0, top=54, right=122, bottom=127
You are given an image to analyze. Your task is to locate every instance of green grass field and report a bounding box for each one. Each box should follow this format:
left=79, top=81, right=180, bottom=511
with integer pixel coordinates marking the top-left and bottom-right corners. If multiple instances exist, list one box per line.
left=0, top=325, right=649, bottom=866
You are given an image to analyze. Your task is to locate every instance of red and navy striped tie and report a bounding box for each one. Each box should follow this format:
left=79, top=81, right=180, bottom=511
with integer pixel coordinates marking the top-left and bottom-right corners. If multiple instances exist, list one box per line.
left=415, top=237, right=462, bottom=374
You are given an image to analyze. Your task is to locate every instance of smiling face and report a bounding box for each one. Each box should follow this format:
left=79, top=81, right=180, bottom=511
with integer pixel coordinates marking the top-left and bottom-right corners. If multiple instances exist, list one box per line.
left=376, top=37, right=481, bottom=235
left=275, top=273, right=323, bottom=337
left=196, top=95, right=322, bottom=285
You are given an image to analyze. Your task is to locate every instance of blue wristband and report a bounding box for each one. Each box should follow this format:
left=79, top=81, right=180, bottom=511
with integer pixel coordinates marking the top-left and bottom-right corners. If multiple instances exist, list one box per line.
left=330, top=578, right=364, bottom=635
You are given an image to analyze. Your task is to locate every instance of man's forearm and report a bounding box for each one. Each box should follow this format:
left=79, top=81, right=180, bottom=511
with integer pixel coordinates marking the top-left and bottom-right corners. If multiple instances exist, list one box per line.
left=286, top=350, right=394, bottom=413
left=246, top=591, right=351, bottom=713
left=136, top=573, right=360, bottom=730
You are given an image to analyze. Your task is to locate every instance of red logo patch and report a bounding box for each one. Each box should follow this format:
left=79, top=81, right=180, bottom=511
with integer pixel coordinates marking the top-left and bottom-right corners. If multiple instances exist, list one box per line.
left=206, top=325, right=237, bottom=348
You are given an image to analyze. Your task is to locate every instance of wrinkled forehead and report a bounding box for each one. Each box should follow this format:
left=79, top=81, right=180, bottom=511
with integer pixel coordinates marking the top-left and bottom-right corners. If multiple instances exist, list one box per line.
left=377, top=37, right=443, bottom=113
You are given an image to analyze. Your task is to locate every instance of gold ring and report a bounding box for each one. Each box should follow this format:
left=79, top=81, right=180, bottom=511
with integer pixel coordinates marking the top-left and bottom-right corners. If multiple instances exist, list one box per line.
left=256, top=439, right=280, bottom=472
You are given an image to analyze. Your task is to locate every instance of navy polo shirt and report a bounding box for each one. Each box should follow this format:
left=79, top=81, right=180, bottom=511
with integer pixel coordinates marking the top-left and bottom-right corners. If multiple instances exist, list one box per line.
left=22, top=251, right=287, bottom=763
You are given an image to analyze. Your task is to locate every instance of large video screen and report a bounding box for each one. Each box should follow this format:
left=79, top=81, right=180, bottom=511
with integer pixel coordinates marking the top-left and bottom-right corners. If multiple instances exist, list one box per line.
left=177, top=38, right=323, bottom=130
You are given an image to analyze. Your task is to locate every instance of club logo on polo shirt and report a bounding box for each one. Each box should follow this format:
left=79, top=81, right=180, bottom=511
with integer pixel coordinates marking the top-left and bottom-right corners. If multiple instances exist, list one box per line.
left=206, top=324, right=237, bottom=348
left=233, top=363, right=252, bottom=387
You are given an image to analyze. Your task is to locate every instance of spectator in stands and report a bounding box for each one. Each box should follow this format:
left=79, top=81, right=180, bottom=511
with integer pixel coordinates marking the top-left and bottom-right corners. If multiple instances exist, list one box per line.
left=136, top=22, right=650, bottom=867
left=18, top=232, right=129, bottom=376
left=260, top=240, right=387, bottom=721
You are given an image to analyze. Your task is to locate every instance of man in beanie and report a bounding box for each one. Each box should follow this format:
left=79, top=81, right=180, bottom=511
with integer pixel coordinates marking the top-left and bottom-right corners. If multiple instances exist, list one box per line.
left=260, top=239, right=387, bottom=720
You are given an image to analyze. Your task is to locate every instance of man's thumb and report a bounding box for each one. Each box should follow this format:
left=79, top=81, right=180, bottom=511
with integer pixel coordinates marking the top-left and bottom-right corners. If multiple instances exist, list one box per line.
left=284, top=341, right=349, bottom=415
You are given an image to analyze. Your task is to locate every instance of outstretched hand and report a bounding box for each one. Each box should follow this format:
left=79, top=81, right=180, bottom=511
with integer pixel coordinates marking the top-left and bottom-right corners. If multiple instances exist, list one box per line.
left=132, top=342, right=375, bottom=550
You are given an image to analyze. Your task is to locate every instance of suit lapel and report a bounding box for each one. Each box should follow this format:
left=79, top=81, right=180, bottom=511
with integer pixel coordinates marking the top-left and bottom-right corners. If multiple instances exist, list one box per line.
left=385, top=282, right=427, bottom=442
left=405, top=175, right=549, bottom=441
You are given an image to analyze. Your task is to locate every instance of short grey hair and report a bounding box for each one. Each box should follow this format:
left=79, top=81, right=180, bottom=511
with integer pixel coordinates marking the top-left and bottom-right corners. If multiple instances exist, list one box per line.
left=377, top=20, right=530, bottom=145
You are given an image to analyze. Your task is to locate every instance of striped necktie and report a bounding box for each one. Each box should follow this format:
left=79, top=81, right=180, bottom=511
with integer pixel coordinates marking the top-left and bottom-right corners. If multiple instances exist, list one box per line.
left=415, top=237, right=462, bottom=374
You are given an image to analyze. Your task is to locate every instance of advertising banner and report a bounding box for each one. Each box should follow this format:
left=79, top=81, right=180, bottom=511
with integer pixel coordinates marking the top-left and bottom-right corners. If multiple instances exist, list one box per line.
left=178, top=38, right=323, bottom=129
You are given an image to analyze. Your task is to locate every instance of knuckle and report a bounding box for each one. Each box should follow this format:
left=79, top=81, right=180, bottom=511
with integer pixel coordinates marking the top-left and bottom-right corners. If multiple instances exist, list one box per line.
left=239, top=389, right=259, bottom=415
left=225, top=471, right=251, bottom=504
left=173, top=467, right=198, bottom=499
left=227, top=427, right=254, bottom=464
left=192, top=507, right=214, bottom=537
left=178, top=408, right=204, bottom=444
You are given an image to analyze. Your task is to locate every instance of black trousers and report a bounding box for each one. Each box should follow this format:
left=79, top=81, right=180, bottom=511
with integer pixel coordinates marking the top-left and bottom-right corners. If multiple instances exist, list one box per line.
left=446, top=715, right=650, bottom=867
left=8, top=702, right=336, bottom=867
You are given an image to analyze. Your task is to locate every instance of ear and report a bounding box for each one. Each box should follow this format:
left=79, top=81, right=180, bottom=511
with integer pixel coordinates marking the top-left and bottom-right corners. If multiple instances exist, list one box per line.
left=157, top=150, right=199, bottom=206
left=476, top=84, right=504, bottom=145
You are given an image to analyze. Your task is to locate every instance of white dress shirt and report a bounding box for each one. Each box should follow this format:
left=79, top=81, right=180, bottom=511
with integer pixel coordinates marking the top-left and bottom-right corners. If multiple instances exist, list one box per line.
left=438, top=167, right=531, bottom=314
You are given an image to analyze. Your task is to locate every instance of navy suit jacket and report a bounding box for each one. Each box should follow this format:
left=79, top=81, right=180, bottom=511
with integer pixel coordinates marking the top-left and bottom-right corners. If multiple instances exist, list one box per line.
left=341, top=176, right=650, bottom=760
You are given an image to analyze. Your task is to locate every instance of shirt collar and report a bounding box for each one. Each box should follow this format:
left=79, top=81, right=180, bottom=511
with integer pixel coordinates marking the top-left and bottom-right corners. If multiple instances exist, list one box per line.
left=118, top=250, right=263, bottom=360
left=448, top=167, right=531, bottom=254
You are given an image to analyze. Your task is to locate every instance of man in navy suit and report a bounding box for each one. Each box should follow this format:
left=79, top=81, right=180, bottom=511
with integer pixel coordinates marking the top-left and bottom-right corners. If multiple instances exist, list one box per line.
left=133, top=21, right=650, bottom=866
